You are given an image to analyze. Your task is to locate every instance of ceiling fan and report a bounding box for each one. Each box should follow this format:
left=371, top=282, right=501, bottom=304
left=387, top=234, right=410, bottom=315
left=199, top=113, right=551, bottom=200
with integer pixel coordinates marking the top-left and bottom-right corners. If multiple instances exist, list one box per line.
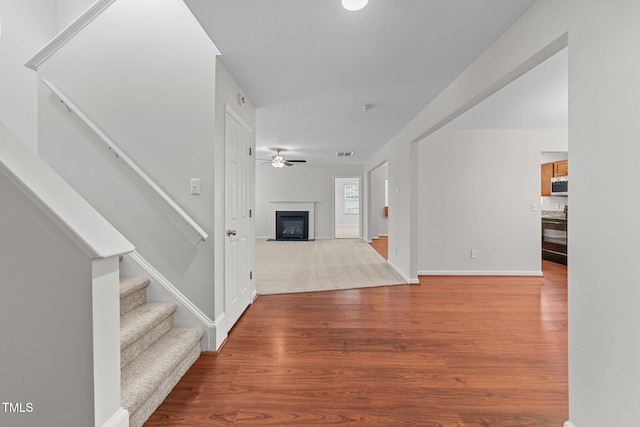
left=259, top=149, right=307, bottom=168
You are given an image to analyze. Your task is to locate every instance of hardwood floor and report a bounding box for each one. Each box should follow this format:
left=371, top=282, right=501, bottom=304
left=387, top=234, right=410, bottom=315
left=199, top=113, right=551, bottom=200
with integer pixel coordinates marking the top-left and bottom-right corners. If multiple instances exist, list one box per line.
left=369, top=236, right=388, bottom=260
left=145, top=260, right=567, bottom=426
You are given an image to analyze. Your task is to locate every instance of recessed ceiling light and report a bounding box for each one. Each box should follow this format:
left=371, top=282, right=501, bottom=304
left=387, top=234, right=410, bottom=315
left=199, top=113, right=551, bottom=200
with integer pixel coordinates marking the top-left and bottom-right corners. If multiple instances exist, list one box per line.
left=341, top=0, right=369, bottom=12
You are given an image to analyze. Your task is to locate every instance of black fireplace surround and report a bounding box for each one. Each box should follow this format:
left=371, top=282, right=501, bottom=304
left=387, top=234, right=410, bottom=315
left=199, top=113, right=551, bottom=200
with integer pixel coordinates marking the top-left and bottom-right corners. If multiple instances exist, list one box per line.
left=275, top=211, right=309, bottom=241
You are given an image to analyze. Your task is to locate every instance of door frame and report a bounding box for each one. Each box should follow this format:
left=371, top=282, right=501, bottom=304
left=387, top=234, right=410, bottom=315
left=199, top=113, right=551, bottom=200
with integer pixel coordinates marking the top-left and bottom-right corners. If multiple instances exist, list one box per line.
left=366, top=161, right=389, bottom=243
left=333, top=175, right=362, bottom=239
left=224, top=105, right=255, bottom=331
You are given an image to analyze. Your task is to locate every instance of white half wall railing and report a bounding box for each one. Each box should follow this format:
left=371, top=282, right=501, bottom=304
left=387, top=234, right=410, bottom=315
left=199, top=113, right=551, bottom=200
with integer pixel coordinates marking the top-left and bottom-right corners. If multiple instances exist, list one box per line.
left=25, top=0, right=118, bottom=71
left=42, top=79, right=208, bottom=242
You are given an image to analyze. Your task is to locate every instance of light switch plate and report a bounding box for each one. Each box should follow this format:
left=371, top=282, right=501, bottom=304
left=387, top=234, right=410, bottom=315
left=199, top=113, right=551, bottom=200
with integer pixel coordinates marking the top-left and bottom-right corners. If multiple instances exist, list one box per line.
left=190, top=178, right=201, bottom=195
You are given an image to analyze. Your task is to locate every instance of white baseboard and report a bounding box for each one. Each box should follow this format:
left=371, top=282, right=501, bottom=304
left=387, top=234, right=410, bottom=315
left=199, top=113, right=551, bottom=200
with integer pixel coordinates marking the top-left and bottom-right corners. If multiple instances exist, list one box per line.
left=418, top=270, right=543, bottom=277
left=100, top=407, right=128, bottom=427
left=213, top=312, right=227, bottom=350
left=564, top=421, right=576, bottom=427
left=387, top=259, right=419, bottom=284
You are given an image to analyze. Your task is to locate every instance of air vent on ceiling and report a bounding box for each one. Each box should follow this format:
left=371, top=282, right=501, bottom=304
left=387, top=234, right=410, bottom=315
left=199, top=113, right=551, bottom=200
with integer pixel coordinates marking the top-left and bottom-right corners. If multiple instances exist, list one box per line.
left=336, top=151, right=355, bottom=157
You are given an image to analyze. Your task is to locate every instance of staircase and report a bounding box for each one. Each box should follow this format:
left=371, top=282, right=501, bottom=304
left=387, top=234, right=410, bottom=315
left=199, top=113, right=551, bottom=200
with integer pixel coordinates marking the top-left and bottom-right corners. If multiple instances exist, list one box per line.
left=119, top=276, right=204, bottom=427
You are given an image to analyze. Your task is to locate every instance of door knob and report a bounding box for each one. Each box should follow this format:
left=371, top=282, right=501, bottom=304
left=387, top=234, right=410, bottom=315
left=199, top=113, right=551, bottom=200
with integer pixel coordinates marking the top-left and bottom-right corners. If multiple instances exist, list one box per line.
left=226, top=229, right=237, bottom=236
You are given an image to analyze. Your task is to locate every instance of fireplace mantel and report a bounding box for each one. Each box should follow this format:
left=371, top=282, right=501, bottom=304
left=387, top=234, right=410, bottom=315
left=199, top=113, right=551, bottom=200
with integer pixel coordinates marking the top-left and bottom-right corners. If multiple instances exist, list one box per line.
left=269, top=201, right=315, bottom=240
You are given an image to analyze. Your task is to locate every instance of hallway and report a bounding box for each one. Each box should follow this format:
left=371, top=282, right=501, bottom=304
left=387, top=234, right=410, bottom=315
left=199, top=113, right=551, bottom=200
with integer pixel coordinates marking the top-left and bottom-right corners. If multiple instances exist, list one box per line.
left=146, top=261, right=567, bottom=426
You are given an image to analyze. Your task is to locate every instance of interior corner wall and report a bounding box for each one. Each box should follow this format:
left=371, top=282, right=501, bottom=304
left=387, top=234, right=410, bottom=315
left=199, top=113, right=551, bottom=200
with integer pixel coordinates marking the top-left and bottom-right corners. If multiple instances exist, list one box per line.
left=37, top=0, right=219, bottom=322
left=366, top=0, right=640, bottom=425
left=418, top=129, right=566, bottom=275
left=364, top=130, right=418, bottom=282
left=0, top=0, right=57, bottom=152
left=255, top=164, right=363, bottom=239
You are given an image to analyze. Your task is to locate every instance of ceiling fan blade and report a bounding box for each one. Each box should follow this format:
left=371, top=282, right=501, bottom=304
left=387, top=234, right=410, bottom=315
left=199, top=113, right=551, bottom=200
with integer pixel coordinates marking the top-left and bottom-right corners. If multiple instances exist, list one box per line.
left=286, top=159, right=307, bottom=163
left=284, top=162, right=294, bottom=166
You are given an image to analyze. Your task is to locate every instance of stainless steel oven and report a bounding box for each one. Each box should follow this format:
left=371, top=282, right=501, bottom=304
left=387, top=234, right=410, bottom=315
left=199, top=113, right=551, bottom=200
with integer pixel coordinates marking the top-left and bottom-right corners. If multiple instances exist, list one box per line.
left=542, top=218, right=567, bottom=265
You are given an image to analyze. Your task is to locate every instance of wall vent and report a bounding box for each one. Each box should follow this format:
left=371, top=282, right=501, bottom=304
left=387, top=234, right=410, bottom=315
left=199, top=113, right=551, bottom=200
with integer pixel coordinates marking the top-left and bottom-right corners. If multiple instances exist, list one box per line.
left=336, top=151, right=355, bottom=157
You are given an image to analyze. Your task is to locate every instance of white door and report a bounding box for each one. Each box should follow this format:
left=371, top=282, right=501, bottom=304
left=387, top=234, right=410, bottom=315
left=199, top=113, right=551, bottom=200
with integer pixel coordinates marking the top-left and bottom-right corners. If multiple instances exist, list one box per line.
left=225, top=110, right=252, bottom=330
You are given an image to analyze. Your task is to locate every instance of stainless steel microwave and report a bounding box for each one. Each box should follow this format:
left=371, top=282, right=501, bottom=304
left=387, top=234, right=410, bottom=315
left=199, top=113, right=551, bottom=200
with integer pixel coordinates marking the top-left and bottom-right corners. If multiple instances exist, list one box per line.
left=551, top=176, right=568, bottom=196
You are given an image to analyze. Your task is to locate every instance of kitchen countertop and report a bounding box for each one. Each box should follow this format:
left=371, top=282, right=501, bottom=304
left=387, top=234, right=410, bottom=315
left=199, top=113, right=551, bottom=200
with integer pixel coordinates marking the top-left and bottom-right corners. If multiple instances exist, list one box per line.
left=541, top=210, right=567, bottom=220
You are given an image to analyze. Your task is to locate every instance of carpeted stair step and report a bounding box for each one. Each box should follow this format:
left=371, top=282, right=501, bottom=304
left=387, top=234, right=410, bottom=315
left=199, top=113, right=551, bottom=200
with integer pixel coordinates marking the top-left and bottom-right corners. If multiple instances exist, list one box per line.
left=119, top=277, right=150, bottom=316
left=122, top=327, right=204, bottom=427
left=120, top=302, right=177, bottom=369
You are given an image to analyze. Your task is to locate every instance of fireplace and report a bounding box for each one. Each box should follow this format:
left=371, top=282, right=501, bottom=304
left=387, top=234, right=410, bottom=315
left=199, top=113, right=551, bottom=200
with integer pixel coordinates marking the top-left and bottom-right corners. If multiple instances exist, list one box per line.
left=276, top=211, right=309, bottom=241
left=269, top=202, right=315, bottom=241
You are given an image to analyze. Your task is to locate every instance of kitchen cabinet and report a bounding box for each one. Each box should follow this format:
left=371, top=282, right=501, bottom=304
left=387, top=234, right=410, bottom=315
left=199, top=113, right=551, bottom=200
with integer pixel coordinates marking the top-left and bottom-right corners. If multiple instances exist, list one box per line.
left=541, top=163, right=553, bottom=196
left=541, top=160, right=568, bottom=196
left=554, top=160, right=568, bottom=177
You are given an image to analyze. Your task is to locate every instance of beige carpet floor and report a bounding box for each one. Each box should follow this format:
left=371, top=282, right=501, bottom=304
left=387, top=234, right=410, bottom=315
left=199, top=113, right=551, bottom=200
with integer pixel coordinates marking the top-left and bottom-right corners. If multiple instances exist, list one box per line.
left=255, top=238, right=406, bottom=295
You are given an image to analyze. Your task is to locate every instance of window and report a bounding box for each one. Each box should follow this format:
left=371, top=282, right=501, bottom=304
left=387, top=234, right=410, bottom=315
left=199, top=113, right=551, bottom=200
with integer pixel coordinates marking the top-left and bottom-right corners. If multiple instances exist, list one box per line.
left=344, top=184, right=359, bottom=214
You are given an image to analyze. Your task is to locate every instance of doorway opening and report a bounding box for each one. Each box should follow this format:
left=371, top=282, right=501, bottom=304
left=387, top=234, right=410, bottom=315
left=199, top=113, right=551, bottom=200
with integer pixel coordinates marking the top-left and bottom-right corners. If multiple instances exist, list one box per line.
left=366, top=162, right=389, bottom=259
left=541, top=152, right=568, bottom=265
left=334, top=177, right=360, bottom=238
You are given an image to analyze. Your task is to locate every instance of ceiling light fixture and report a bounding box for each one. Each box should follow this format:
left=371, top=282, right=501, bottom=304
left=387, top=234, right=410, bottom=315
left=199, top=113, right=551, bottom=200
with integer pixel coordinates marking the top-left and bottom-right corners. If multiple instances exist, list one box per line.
left=272, top=153, right=286, bottom=168
left=341, top=0, right=369, bottom=12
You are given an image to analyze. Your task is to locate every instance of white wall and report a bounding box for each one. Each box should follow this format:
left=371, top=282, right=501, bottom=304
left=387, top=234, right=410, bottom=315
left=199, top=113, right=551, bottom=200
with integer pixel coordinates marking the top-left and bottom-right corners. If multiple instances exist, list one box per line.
left=37, top=0, right=220, bottom=325
left=419, top=129, right=567, bottom=275
left=0, top=0, right=56, bottom=151
left=542, top=151, right=568, bottom=164
left=55, top=0, right=95, bottom=30
left=255, top=164, right=363, bottom=239
left=367, top=1, right=640, bottom=425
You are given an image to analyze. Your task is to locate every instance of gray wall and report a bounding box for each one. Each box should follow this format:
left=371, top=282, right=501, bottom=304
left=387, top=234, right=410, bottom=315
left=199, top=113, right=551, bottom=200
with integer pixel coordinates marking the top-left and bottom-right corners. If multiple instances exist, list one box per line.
left=0, top=172, right=94, bottom=427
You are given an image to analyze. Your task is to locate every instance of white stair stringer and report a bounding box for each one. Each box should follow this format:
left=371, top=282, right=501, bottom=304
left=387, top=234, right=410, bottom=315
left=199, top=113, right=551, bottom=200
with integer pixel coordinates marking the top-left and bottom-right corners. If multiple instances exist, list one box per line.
left=119, top=276, right=203, bottom=427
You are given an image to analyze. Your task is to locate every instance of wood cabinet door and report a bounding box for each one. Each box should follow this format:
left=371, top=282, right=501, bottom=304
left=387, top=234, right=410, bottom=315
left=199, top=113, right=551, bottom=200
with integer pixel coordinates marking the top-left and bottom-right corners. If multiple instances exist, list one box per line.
left=541, top=162, right=553, bottom=196
left=554, top=160, right=568, bottom=177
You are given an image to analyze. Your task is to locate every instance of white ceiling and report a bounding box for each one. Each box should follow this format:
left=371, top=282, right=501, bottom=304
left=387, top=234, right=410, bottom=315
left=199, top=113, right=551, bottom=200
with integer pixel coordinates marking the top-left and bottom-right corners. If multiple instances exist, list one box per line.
left=446, top=47, right=568, bottom=129
left=184, top=0, right=543, bottom=166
